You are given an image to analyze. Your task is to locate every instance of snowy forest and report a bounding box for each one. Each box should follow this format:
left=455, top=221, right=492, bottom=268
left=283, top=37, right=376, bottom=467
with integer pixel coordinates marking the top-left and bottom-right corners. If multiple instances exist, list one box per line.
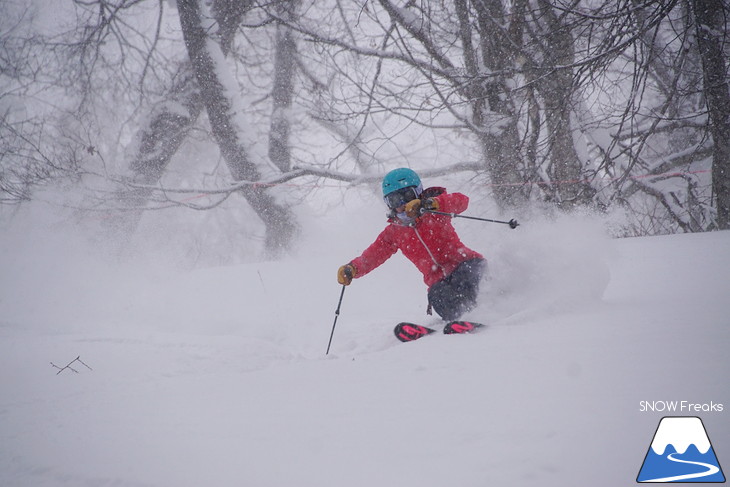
left=2, top=3, right=730, bottom=486
left=1, top=0, right=729, bottom=264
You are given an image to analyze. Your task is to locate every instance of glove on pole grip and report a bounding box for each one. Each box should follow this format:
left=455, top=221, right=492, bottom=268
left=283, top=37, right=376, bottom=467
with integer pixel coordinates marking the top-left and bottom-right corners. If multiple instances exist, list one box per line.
left=337, top=264, right=356, bottom=285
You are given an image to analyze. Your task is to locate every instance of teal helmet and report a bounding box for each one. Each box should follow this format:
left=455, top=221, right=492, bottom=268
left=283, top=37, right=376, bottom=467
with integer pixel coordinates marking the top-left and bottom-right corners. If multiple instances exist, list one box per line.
left=382, top=168, right=423, bottom=209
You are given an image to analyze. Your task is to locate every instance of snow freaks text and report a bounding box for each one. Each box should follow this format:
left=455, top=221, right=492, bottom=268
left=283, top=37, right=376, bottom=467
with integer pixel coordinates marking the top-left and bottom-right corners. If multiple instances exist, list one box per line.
left=639, top=401, right=724, bottom=413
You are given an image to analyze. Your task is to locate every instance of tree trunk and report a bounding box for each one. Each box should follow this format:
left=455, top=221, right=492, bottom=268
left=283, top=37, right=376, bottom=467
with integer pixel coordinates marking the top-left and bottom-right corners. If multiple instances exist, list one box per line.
left=536, top=1, right=596, bottom=209
left=112, top=65, right=203, bottom=237
left=268, top=0, right=298, bottom=173
left=690, top=0, right=730, bottom=229
left=178, top=0, right=296, bottom=256
left=116, top=0, right=251, bottom=238
left=473, top=0, right=528, bottom=210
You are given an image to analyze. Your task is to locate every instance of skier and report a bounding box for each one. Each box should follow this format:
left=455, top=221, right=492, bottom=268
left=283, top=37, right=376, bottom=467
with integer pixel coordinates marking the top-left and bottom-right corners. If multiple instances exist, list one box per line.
left=337, top=168, right=486, bottom=335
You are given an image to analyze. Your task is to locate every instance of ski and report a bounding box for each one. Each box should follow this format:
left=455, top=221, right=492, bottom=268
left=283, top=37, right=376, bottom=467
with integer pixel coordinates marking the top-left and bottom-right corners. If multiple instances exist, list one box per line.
left=443, top=320, right=483, bottom=335
left=394, top=321, right=484, bottom=342
left=394, top=322, right=437, bottom=342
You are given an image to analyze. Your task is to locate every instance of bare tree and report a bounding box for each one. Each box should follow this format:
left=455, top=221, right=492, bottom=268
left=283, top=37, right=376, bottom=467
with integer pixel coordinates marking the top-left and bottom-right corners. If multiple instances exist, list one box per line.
left=3, top=0, right=725, bottom=242
left=456, top=0, right=529, bottom=209
left=268, top=0, right=299, bottom=173
left=573, top=0, right=722, bottom=234
left=689, top=0, right=730, bottom=229
left=113, top=0, right=253, bottom=237
left=177, top=0, right=296, bottom=256
left=523, top=0, right=597, bottom=208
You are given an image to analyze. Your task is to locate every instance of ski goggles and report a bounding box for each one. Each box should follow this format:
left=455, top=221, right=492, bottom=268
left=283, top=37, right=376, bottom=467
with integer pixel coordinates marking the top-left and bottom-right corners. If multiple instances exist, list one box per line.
left=384, top=185, right=421, bottom=209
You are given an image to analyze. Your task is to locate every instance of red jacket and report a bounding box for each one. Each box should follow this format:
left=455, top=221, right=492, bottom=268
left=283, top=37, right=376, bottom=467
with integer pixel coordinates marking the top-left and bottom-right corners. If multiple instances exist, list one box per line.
left=350, top=188, right=484, bottom=288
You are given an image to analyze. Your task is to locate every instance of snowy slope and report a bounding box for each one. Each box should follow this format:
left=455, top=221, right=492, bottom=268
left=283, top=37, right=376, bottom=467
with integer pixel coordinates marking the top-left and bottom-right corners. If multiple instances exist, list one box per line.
left=1, top=211, right=728, bottom=487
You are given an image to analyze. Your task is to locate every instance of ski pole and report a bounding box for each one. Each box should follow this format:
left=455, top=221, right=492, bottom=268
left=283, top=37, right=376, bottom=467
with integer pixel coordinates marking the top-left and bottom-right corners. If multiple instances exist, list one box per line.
left=424, top=210, right=519, bottom=229
left=326, top=284, right=347, bottom=355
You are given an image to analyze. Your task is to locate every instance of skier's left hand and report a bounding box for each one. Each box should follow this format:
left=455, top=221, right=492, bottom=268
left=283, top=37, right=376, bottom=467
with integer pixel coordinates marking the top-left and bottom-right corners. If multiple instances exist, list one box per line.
left=337, top=264, right=356, bottom=285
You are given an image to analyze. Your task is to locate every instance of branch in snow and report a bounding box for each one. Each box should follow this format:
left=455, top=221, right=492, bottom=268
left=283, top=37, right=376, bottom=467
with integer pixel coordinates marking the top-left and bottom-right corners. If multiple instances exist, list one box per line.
left=51, top=356, right=93, bottom=375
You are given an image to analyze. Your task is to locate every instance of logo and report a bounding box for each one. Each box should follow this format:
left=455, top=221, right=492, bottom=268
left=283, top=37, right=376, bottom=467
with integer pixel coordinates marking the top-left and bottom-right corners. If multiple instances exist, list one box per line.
left=637, top=416, right=725, bottom=483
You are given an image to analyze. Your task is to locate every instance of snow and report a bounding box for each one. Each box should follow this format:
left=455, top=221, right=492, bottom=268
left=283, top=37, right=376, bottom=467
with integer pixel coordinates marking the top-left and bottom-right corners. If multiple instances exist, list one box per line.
left=1, top=206, right=729, bottom=487
left=650, top=417, right=711, bottom=455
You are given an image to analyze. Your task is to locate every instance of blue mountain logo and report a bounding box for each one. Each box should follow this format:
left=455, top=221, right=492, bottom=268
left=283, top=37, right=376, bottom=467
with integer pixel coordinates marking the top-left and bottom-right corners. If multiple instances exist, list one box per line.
left=637, top=416, right=725, bottom=483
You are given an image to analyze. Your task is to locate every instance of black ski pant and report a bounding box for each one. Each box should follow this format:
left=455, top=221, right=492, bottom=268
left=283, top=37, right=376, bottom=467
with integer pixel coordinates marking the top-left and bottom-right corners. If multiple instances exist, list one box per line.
left=427, top=258, right=486, bottom=322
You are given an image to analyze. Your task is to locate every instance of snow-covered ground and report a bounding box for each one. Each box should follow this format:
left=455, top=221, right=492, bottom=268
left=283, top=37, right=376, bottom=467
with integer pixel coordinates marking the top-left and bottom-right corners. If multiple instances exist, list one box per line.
left=1, top=207, right=728, bottom=487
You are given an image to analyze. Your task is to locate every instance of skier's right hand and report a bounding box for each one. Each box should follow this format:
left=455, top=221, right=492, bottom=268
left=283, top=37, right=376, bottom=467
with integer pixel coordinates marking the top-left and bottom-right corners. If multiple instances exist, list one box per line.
left=337, top=264, right=356, bottom=285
